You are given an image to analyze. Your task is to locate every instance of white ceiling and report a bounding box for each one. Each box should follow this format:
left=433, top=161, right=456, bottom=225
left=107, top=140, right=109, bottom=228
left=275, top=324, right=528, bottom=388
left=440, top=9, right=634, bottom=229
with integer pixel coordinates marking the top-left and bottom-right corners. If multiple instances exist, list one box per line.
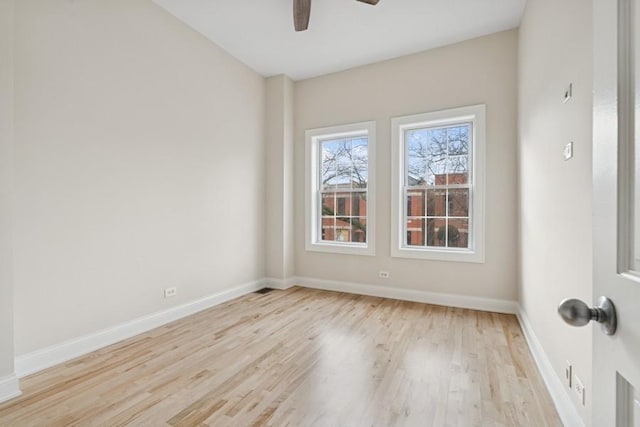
left=153, top=0, right=526, bottom=81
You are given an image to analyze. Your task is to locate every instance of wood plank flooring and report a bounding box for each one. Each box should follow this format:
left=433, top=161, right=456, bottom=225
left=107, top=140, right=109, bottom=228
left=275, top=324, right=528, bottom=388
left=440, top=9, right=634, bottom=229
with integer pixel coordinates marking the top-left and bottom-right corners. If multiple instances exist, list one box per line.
left=0, top=287, right=562, bottom=426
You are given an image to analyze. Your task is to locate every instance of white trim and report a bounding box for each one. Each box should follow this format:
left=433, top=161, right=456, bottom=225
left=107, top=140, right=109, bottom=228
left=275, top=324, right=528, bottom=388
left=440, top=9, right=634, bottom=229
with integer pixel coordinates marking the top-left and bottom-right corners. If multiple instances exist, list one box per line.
left=263, top=277, right=296, bottom=290
left=516, top=306, right=585, bottom=427
left=293, top=276, right=517, bottom=314
left=305, top=121, right=376, bottom=256
left=15, top=279, right=265, bottom=378
left=390, top=104, right=486, bottom=263
left=0, top=374, right=21, bottom=404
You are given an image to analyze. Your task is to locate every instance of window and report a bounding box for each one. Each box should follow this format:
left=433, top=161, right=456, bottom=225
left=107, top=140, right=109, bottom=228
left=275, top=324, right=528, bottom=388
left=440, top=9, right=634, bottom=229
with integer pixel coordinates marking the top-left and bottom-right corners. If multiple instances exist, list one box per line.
left=305, top=121, right=376, bottom=255
left=391, top=105, right=485, bottom=262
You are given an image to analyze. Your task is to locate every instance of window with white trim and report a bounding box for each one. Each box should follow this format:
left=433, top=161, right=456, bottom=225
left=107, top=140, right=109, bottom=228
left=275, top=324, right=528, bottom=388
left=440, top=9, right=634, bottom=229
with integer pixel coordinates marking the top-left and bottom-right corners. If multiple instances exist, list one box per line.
left=391, top=105, right=485, bottom=263
left=305, top=122, right=376, bottom=256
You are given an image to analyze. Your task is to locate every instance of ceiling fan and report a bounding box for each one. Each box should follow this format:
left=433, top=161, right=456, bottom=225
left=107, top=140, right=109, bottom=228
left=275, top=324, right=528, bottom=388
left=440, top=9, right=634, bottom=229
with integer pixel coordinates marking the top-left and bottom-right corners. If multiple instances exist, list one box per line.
left=293, top=0, right=380, bottom=32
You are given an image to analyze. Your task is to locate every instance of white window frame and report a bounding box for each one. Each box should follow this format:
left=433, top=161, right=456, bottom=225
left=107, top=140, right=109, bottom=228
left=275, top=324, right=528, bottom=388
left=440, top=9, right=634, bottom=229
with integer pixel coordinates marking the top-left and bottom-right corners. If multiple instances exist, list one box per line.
left=391, top=105, right=485, bottom=263
left=305, top=121, right=376, bottom=256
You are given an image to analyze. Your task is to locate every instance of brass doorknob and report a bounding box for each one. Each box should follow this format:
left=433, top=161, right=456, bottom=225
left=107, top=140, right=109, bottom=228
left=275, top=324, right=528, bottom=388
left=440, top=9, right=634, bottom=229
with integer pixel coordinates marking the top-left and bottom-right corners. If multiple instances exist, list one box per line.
left=557, top=296, right=617, bottom=336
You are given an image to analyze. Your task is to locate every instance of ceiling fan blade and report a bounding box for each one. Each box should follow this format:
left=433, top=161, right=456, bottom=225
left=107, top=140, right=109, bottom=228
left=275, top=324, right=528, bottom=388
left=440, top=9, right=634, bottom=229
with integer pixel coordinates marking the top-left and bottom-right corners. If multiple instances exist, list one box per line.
left=293, top=0, right=311, bottom=32
left=356, top=0, right=380, bottom=4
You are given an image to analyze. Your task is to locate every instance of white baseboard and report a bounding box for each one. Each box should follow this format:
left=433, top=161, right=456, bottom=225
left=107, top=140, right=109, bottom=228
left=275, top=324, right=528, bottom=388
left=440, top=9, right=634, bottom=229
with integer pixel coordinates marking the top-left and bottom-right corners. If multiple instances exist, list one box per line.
left=516, top=306, right=584, bottom=427
left=293, top=276, right=518, bottom=314
left=0, top=374, right=21, bottom=404
left=15, top=279, right=265, bottom=378
left=263, top=276, right=296, bottom=290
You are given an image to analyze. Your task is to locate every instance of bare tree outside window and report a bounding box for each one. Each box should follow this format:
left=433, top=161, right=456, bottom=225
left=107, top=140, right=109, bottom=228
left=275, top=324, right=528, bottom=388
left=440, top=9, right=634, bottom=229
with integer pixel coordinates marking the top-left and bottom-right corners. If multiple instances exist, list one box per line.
left=321, top=138, right=368, bottom=188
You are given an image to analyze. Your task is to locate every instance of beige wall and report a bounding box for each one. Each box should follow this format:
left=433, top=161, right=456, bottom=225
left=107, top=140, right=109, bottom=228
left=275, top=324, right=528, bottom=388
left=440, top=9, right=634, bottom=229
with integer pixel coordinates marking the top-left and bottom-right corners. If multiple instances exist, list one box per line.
left=12, top=0, right=265, bottom=355
left=265, top=75, right=295, bottom=280
left=518, top=0, right=593, bottom=424
left=0, top=0, right=16, bottom=378
left=294, top=30, right=518, bottom=300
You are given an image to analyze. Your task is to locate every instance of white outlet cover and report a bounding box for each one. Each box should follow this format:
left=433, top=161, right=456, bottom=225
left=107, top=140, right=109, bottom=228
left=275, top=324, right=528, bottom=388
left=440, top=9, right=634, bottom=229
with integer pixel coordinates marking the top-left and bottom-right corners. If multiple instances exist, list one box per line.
left=564, top=142, right=574, bottom=161
left=574, top=375, right=585, bottom=406
left=563, top=83, right=573, bottom=103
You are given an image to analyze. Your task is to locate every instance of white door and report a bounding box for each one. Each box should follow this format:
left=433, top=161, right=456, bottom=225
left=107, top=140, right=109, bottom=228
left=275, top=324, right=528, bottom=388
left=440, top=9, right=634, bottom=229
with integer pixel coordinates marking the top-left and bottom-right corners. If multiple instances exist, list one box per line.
left=592, top=0, right=640, bottom=425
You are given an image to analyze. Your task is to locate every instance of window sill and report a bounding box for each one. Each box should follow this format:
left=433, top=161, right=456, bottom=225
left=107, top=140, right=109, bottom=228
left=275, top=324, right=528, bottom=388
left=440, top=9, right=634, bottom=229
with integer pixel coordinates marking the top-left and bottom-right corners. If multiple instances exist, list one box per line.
left=306, top=241, right=375, bottom=256
left=391, top=246, right=484, bottom=263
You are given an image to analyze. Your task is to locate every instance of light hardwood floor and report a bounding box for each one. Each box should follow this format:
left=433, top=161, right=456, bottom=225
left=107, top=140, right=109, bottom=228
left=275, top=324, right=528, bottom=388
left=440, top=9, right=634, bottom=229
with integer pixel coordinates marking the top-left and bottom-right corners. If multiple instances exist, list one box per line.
left=0, top=287, right=561, bottom=426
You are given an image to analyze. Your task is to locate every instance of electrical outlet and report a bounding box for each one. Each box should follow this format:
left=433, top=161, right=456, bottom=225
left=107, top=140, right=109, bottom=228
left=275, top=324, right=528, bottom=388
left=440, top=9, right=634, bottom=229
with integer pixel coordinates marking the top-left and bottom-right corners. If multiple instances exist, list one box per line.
left=574, top=374, right=586, bottom=406
left=164, top=287, right=177, bottom=298
left=379, top=271, right=390, bottom=279
left=565, top=361, right=572, bottom=388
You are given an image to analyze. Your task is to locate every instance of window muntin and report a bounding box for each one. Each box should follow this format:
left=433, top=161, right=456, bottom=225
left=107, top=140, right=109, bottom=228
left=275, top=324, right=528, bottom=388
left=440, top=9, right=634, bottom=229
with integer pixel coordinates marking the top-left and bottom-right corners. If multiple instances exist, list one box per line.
left=305, top=122, right=376, bottom=256
left=391, top=105, right=485, bottom=263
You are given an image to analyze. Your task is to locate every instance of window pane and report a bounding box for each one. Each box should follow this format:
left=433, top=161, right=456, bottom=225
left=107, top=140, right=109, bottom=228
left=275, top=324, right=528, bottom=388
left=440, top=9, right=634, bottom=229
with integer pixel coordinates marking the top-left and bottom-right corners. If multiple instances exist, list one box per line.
left=406, top=129, right=427, bottom=185
left=426, top=189, right=446, bottom=217
left=322, top=217, right=336, bottom=241
left=427, top=218, right=447, bottom=247
left=336, top=195, right=348, bottom=216
left=350, top=138, right=369, bottom=189
left=428, top=128, right=448, bottom=186
left=321, top=139, right=341, bottom=189
left=406, top=218, right=425, bottom=246
left=447, top=156, right=469, bottom=184
left=351, top=217, right=367, bottom=243
left=335, top=217, right=351, bottom=242
left=321, top=137, right=368, bottom=190
left=447, top=125, right=469, bottom=155
left=406, top=127, right=447, bottom=186
left=448, top=218, right=469, bottom=249
left=406, top=190, right=425, bottom=217
left=448, top=188, right=469, bottom=217
left=322, top=193, right=335, bottom=216
left=447, top=125, right=470, bottom=184
left=351, top=192, right=366, bottom=217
